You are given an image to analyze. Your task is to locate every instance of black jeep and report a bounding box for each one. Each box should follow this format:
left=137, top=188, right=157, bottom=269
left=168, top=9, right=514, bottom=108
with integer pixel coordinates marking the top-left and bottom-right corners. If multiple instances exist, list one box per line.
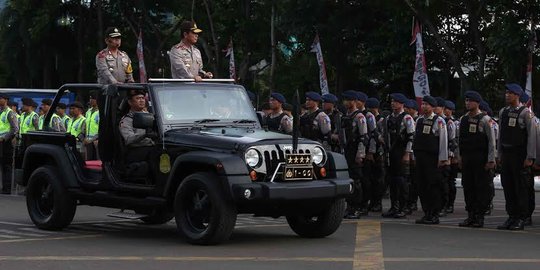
left=15, top=81, right=352, bottom=245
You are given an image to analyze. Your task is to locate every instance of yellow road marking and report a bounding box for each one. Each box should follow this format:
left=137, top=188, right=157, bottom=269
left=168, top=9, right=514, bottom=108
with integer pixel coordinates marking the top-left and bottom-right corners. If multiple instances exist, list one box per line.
left=0, top=234, right=102, bottom=243
left=353, top=220, right=385, bottom=270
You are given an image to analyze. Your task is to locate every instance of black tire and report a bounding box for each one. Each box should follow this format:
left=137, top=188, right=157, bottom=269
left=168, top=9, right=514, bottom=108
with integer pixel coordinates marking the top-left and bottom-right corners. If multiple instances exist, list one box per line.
left=26, top=165, right=77, bottom=230
left=286, top=198, right=346, bottom=238
left=174, top=172, right=237, bottom=245
left=139, top=209, right=174, bottom=225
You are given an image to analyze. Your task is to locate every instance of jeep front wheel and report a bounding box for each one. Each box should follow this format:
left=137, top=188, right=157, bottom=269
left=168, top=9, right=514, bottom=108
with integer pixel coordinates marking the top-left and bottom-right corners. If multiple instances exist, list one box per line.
left=286, top=198, right=346, bottom=238
left=26, top=165, right=77, bottom=230
left=174, top=172, right=237, bottom=245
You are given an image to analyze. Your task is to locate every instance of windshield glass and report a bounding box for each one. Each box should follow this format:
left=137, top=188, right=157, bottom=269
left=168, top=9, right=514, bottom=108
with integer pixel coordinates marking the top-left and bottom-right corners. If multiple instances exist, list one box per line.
left=154, top=84, right=258, bottom=124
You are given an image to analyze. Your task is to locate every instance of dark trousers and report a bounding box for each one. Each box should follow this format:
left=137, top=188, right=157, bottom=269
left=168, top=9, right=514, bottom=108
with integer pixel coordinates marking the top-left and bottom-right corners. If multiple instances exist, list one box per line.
left=528, top=174, right=535, bottom=217
left=125, top=146, right=161, bottom=182
left=447, top=163, right=458, bottom=207
left=346, top=165, right=363, bottom=210
left=370, top=155, right=385, bottom=205
left=1, top=142, right=13, bottom=193
left=440, top=165, right=450, bottom=211
left=408, top=162, right=418, bottom=206
left=388, top=149, right=409, bottom=210
left=501, top=149, right=530, bottom=220
left=461, top=154, right=491, bottom=215
left=85, top=142, right=99, bottom=160
left=415, top=151, right=442, bottom=215
left=360, top=159, right=374, bottom=208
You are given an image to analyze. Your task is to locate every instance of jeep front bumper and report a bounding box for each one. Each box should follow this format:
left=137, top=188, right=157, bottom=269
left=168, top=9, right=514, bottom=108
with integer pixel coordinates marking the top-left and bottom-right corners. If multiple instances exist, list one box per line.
left=231, top=178, right=353, bottom=201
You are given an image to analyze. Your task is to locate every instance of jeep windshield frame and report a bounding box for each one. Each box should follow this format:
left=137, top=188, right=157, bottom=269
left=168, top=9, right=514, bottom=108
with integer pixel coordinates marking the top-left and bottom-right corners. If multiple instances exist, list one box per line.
left=149, top=83, right=259, bottom=129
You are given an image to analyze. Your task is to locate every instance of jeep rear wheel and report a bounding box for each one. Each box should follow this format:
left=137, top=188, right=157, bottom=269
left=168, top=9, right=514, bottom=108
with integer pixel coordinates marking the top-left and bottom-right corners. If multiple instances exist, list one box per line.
left=26, top=166, right=77, bottom=230
left=174, top=172, right=237, bottom=245
left=286, top=198, right=346, bottom=238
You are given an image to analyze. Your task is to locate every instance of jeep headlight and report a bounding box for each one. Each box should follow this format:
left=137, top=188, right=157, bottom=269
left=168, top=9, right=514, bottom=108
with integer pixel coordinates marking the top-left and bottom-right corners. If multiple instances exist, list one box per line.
left=245, top=148, right=262, bottom=168
left=312, top=146, right=326, bottom=166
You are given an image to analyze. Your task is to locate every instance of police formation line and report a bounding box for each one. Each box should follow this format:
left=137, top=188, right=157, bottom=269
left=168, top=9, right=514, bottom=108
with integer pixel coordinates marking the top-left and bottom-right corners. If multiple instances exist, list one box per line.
left=0, top=95, right=100, bottom=194
left=257, top=84, right=536, bottom=231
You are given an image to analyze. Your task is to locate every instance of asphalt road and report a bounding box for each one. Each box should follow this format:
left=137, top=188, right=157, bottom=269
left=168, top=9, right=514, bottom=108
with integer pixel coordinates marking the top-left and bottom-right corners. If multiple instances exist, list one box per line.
left=0, top=190, right=539, bottom=270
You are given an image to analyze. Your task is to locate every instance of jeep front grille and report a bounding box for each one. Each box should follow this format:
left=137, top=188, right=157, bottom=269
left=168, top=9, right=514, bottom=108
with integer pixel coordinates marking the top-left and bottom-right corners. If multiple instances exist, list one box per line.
left=250, top=144, right=320, bottom=181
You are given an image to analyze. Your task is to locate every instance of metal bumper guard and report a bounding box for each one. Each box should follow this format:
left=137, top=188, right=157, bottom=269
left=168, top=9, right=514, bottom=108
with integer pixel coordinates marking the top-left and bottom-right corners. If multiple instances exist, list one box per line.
left=232, top=178, right=353, bottom=201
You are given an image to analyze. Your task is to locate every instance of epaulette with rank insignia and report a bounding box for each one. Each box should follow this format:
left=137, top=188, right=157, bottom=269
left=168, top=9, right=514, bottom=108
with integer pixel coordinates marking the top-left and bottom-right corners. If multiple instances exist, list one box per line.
left=97, top=49, right=107, bottom=58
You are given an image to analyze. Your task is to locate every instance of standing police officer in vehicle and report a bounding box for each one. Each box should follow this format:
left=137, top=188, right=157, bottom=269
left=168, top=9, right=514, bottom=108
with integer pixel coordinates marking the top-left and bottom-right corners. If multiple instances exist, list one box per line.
left=383, top=93, right=415, bottom=218
left=265, top=92, right=292, bottom=134
left=0, top=94, right=19, bottom=194
left=339, top=90, right=368, bottom=219
left=299, top=91, right=331, bottom=143
left=96, top=27, right=135, bottom=84
left=169, top=21, right=213, bottom=81
left=458, top=91, right=496, bottom=228
left=497, top=83, right=536, bottom=231
left=414, top=96, right=448, bottom=225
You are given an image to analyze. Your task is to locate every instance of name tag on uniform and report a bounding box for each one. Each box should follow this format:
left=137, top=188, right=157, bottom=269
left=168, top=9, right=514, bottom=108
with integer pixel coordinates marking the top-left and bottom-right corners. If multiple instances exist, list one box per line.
left=469, top=124, right=477, bottom=133
left=508, top=118, right=517, bottom=127
left=423, top=125, right=431, bottom=134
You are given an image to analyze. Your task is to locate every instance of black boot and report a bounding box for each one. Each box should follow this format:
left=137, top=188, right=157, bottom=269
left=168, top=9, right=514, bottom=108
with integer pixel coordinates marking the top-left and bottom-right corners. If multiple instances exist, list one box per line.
left=445, top=205, right=454, bottom=214
left=369, top=203, right=382, bottom=212
left=508, top=219, right=525, bottom=230
left=344, top=209, right=361, bottom=219
left=382, top=207, right=398, bottom=218
left=497, top=217, right=516, bottom=230
left=524, top=216, right=532, bottom=226
left=471, top=214, right=484, bottom=228
left=459, top=213, right=475, bottom=227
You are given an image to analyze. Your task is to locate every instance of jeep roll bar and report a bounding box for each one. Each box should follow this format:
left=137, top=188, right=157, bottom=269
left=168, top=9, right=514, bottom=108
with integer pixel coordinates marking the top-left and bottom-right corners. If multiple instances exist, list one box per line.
left=148, top=78, right=235, bottom=83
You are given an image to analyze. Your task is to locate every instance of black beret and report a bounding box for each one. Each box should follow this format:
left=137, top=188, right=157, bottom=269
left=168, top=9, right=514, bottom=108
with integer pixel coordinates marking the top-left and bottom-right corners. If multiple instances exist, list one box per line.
left=41, top=98, right=53, bottom=106
left=366, top=98, right=380, bottom=108
left=305, top=91, right=322, bottom=102
left=435, top=97, right=446, bottom=107
left=57, top=103, right=67, bottom=109
left=69, top=101, right=84, bottom=110
left=270, top=92, right=286, bottom=104
left=423, top=96, right=437, bottom=107
left=0, top=93, right=9, bottom=100
left=8, top=101, right=18, bottom=107
left=22, top=97, right=35, bottom=107
left=390, top=93, right=408, bottom=104
left=282, top=103, right=293, bottom=111
left=464, top=91, right=482, bottom=103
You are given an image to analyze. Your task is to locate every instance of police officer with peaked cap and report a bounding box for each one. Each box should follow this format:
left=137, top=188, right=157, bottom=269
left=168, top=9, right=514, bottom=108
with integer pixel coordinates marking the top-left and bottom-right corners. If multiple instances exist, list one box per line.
left=382, top=93, right=415, bottom=218
left=497, top=84, right=536, bottom=230
left=457, top=91, right=496, bottom=228
left=414, top=96, right=448, bottom=224
left=96, top=27, right=135, bottom=84
left=169, top=21, right=213, bottom=81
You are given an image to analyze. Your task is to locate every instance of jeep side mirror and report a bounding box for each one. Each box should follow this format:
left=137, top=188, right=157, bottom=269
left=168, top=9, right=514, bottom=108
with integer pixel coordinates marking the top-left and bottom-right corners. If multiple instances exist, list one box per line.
left=132, top=112, right=155, bottom=129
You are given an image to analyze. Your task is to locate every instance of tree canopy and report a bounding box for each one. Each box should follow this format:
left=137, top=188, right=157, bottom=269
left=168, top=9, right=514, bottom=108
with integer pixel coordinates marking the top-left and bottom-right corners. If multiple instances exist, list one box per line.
left=0, top=0, right=539, bottom=110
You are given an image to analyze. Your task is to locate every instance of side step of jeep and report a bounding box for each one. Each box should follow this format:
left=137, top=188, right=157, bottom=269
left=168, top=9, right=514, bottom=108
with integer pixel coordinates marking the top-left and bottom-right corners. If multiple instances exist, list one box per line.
left=107, top=211, right=148, bottom=220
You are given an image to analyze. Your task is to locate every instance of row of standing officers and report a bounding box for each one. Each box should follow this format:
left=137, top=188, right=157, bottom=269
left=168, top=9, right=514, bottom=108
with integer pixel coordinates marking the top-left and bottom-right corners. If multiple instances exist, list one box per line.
left=261, top=83, right=535, bottom=230
left=0, top=95, right=100, bottom=194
